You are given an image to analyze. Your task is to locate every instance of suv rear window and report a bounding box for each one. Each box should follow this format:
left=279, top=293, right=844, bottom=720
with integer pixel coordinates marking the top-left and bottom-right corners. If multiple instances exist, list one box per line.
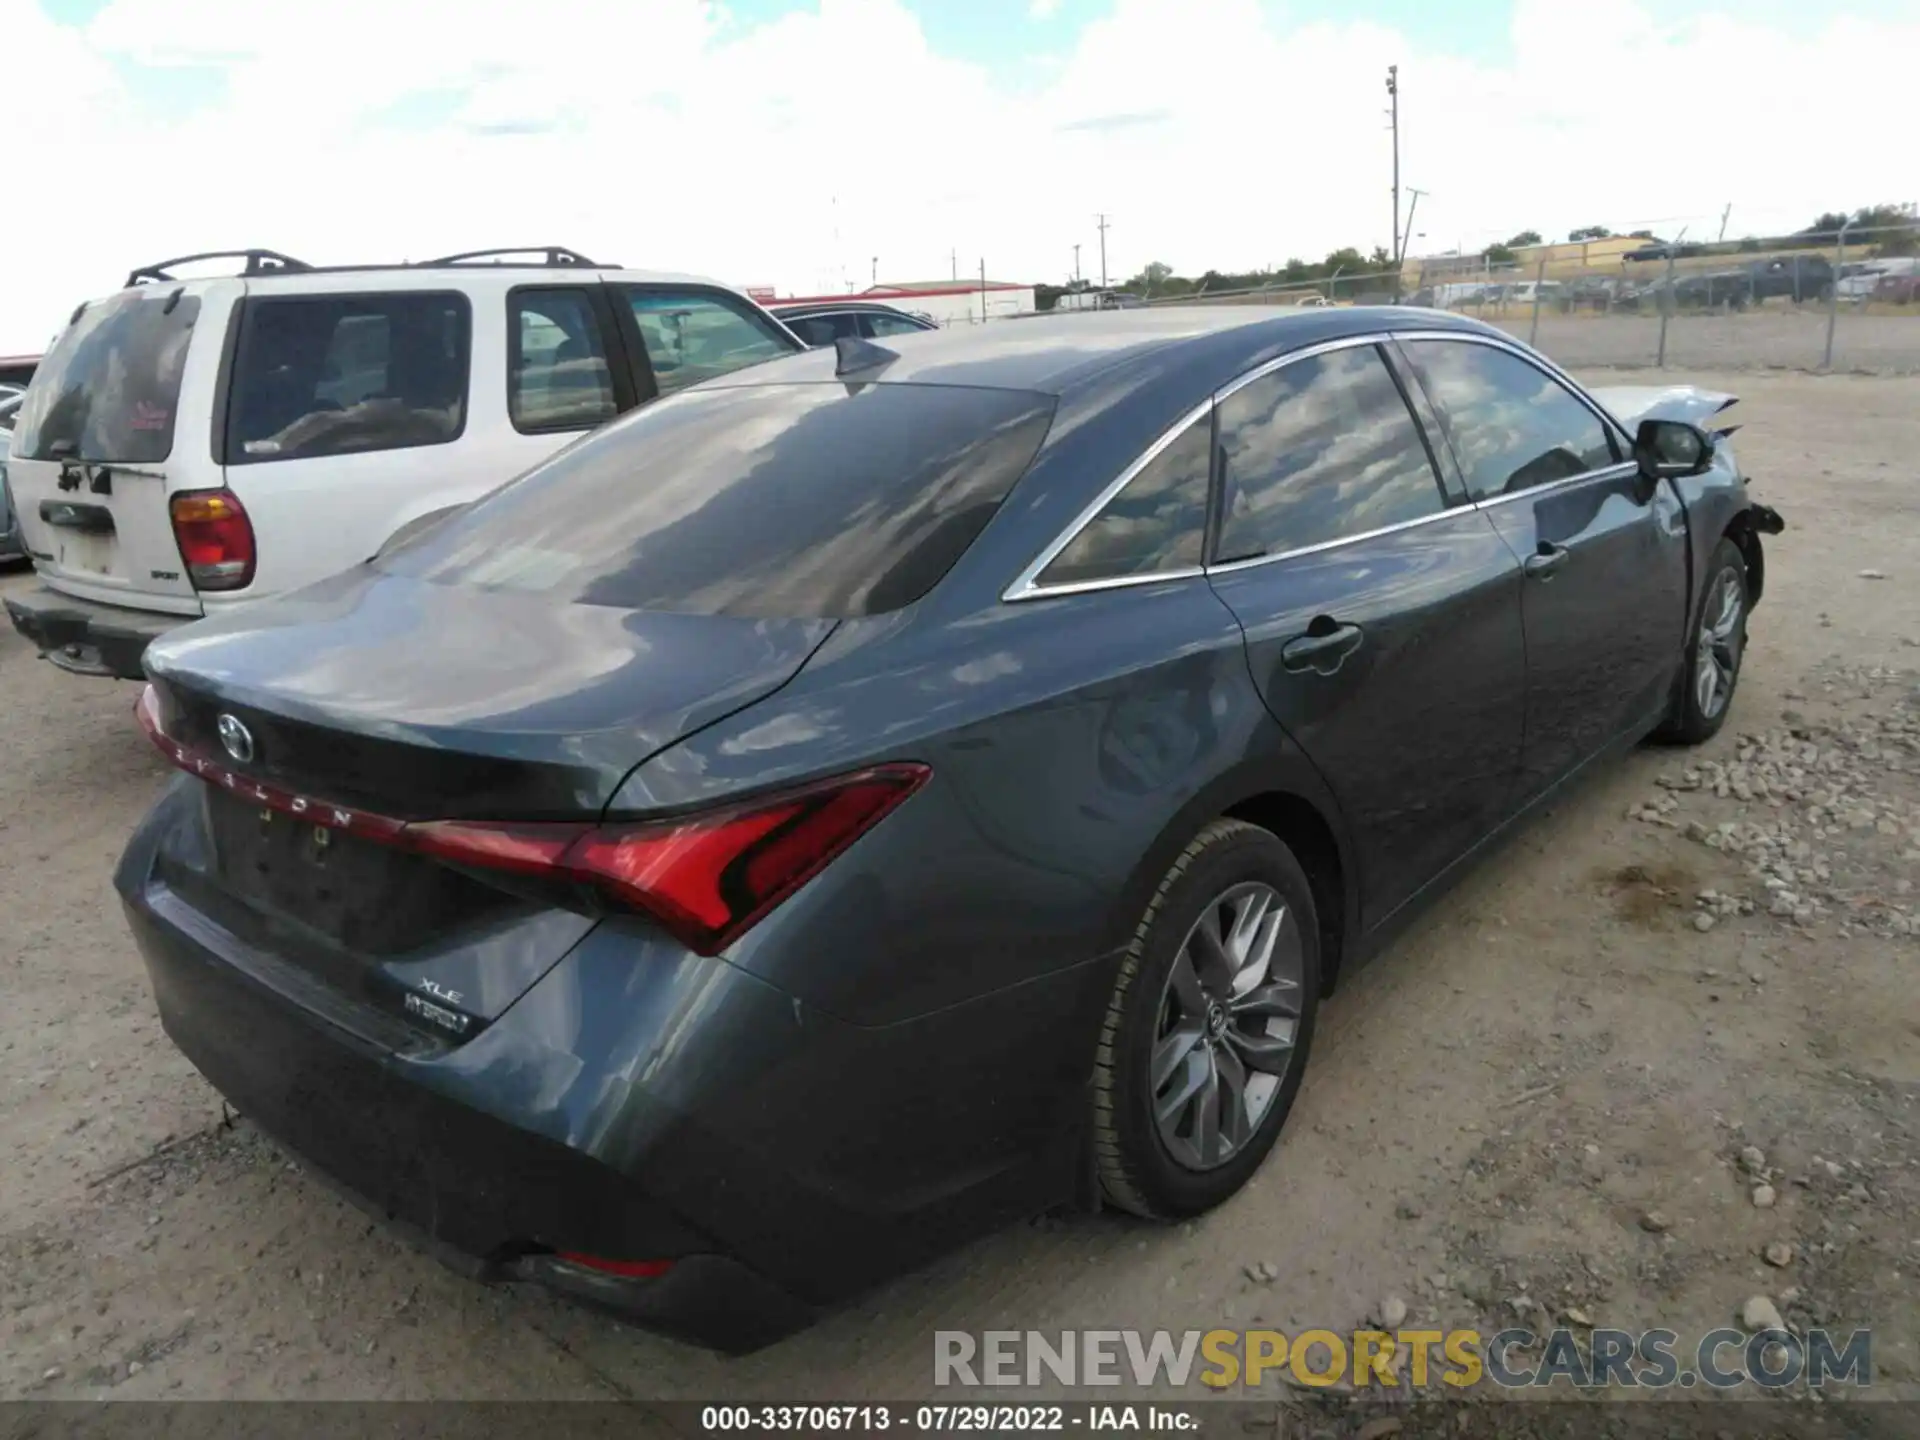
left=12, top=289, right=200, bottom=463
left=383, top=382, right=1056, bottom=618
left=225, top=293, right=469, bottom=464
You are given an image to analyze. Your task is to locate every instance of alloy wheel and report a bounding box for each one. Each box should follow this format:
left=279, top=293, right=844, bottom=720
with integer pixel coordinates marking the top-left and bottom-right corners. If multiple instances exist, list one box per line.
left=1150, top=881, right=1305, bottom=1171
left=1695, top=565, right=1744, bottom=720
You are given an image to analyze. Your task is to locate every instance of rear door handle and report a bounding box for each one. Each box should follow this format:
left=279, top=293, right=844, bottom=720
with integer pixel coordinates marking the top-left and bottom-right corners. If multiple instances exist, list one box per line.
left=1523, top=542, right=1569, bottom=580
left=1280, top=621, right=1364, bottom=675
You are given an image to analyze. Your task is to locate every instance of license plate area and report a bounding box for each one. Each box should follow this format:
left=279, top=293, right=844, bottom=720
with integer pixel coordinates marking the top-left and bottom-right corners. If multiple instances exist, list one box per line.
left=57, top=532, right=118, bottom=576
left=203, top=788, right=499, bottom=954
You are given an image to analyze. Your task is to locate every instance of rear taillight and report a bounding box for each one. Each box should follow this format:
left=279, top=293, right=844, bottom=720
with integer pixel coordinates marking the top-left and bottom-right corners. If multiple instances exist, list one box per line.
left=552, top=1253, right=674, bottom=1279
left=170, top=489, right=255, bottom=591
left=411, top=765, right=929, bottom=954
left=134, top=686, right=926, bottom=956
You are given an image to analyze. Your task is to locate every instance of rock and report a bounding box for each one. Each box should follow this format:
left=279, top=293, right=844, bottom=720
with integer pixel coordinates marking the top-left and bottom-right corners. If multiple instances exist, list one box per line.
left=1858, top=569, right=1886, bottom=580
left=1563, top=1307, right=1594, bottom=1327
left=1379, top=1295, right=1409, bottom=1329
left=127, top=1361, right=143, bottom=1376
left=1739, top=1145, right=1767, bottom=1172
left=1245, top=1263, right=1277, bottom=1284
left=1742, top=1295, right=1785, bottom=1332
left=1638, top=1210, right=1672, bottom=1233
left=1355, top=1420, right=1404, bottom=1440
left=1764, top=1242, right=1795, bottom=1267
left=1752, top=1183, right=1778, bottom=1209
left=1693, top=912, right=1717, bottom=933
left=42, top=1367, right=61, bottom=1382
left=1395, top=1200, right=1422, bottom=1220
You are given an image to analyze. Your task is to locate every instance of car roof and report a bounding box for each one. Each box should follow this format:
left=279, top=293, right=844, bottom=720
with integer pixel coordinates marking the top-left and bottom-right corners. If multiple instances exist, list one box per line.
left=771, top=300, right=923, bottom=317
left=699, top=304, right=1499, bottom=397
left=91, top=264, right=744, bottom=306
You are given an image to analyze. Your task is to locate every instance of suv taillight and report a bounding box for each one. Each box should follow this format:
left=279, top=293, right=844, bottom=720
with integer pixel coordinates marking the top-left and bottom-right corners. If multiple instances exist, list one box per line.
left=170, top=489, right=255, bottom=591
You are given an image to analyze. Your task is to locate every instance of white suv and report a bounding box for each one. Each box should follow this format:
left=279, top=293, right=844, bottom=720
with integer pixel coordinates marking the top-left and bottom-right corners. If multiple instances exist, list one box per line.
left=4, top=247, right=804, bottom=679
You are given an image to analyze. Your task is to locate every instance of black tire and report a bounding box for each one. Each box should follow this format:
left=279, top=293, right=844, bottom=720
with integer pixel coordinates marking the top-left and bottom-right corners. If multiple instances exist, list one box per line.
left=1655, top=536, right=1749, bottom=745
left=1092, top=819, right=1321, bottom=1219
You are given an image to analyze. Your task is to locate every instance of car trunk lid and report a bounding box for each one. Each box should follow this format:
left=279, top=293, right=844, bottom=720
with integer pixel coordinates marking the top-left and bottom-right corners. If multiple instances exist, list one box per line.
left=138, top=569, right=836, bottom=1035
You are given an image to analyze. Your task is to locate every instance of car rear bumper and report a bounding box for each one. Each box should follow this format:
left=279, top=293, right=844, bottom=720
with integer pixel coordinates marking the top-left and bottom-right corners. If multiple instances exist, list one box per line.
left=3, top=583, right=186, bottom=679
left=114, top=780, right=1104, bottom=1351
left=120, top=876, right=818, bottom=1353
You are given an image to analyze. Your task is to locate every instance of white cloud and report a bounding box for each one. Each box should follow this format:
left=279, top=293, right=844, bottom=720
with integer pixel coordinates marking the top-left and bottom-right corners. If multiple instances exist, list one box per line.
left=1, top=0, right=1912, bottom=351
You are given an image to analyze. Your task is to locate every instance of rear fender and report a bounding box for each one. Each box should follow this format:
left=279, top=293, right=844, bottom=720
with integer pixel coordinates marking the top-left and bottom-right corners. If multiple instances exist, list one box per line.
left=1102, top=747, right=1359, bottom=996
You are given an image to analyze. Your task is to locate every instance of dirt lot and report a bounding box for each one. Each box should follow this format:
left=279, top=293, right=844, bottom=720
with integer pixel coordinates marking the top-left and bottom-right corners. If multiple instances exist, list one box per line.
left=1, top=371, right=1915, bottom=1412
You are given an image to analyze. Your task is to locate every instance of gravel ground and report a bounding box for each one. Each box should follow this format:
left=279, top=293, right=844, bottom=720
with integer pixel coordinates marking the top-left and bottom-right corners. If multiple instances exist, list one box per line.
left=0, top=371, right=1915, bottom=1415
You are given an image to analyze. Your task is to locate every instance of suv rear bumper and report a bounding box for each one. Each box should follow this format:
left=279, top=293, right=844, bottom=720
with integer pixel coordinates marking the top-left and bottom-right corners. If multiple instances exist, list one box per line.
left=3, top=584, right=187, bottom=679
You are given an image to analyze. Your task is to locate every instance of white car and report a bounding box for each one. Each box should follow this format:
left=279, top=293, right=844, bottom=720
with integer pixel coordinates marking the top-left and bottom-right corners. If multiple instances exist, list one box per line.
left=3, top=247, right=805, bottom=679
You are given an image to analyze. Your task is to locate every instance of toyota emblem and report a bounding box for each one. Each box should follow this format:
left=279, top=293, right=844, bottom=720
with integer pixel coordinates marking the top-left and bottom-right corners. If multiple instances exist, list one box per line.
left=216, top=713, right=255, bottom=764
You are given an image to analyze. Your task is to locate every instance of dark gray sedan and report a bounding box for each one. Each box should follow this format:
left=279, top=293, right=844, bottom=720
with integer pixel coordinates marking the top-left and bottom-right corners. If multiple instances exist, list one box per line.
left=115, top=307, right=1782, bottom=1351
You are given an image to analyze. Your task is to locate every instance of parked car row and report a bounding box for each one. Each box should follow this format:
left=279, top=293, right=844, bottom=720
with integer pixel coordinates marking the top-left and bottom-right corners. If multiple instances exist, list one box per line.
left=1411, top=255, right=1837, bottom=315
left=6, top=260, right=1786, bottom=1355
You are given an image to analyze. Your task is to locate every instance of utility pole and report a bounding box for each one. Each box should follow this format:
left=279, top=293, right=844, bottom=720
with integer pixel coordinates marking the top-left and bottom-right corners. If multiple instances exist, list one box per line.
left=979, top=257, right=988, bottom=325
left=871, top=256, right=878, bottom=286
left=1717, top=203, right=1732, bottom=243
left=1400, top=188, right=1427, bottom=264
left=1398, top=186, right=1426, bottom=302
left=1095, top=213, right=1110, bottom=290
left=1073, top=243, right=1082, bottom=285
left=1386, top=66, right=1400, bottom=274
left=951, top=249, right=957, bottom=282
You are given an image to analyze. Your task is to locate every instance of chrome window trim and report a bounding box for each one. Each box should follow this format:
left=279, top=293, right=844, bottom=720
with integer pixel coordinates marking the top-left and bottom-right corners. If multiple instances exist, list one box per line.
left=1470, top=459, right=1642, bottom=510
left=1000, top=325, right=1640, bottom=603
left=1212, top=331, right=1386, bottom=406
left=1001, top=394, right=1215, bottom=602
left=1204, top=503, right=1468, bottom=577
left=1003, top=332, right=1394, bottom=604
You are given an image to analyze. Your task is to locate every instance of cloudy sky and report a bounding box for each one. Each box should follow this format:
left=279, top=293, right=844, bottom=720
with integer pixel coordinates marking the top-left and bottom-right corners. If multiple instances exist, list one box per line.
left=5, top=0, right=1915, bottom=351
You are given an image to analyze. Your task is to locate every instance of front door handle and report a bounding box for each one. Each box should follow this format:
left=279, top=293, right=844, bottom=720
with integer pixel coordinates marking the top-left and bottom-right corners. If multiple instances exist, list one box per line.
left=1280, top=620, right=1364, bottom=675
left=1523, top=542, right=1570, bottom=580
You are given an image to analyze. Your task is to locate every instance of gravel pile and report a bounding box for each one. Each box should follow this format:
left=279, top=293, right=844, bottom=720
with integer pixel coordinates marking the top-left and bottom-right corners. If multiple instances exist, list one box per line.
left=1628, top=667, right=1919, bottom=940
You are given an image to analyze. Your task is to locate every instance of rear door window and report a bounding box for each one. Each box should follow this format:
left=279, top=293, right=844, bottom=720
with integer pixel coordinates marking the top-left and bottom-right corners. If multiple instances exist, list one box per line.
left=383, top=383, right=1056, bottom=618
left=224, top=292, right=470, bottom=464
left=621, top=287, right=797, bottom=395
left=509, top=288, right=617, bottom=431
left=12, top=289, right=201, bottom=462
left=782, top=312, right=861, bottom=348
left=865, top=311, right=929, bottom=338
left=1215, top=343, right=1448, bottom=561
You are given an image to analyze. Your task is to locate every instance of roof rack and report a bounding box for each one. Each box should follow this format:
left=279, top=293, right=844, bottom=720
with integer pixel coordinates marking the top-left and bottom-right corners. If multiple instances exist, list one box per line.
left=419, top=247, right=604, bottom=269
left=126, top=250, right=312, bottom=288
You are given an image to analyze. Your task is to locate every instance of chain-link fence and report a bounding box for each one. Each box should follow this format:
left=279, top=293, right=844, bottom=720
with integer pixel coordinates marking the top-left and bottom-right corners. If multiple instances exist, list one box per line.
left=1126, top=223, right=1920, bottom=374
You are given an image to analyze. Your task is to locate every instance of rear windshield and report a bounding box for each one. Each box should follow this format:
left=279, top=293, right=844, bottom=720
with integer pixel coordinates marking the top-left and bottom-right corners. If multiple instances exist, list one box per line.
left=12, top=289, right=200, bottom=463
left=383, top=382, right=1056, bottom=618
left=225, top=292, right=470, bottom=464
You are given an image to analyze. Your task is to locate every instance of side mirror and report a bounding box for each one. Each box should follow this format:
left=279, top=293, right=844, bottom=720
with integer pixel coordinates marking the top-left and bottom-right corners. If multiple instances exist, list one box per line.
left=1634, top=418, right=1715, bottom=480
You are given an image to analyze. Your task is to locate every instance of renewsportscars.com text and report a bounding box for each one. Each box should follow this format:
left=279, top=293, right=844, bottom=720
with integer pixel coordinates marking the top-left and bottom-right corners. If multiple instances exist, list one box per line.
left=934, top=1327, right=1872, bottom=1390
